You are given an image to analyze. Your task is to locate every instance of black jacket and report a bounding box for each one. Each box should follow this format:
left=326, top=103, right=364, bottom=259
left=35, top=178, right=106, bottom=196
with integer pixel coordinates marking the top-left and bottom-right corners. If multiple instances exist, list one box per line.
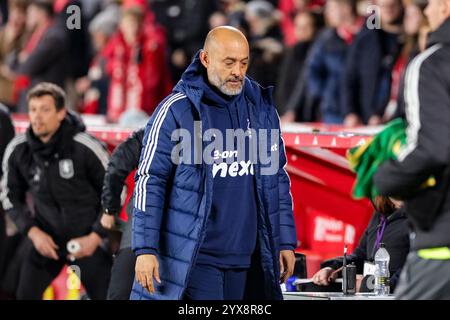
left=17, top=22, right=69, bottom=89
left=0, top=104, right=14, bottom=178
left=275, top=41, right=312, bottom=116
left=341, top=26, right=403, bottom=123
left=101, top=129, right=144, bottom=249
left=101, top=129, right=144, bottom=216
left=0, top=114, right=109, bottom=244
left=321, top=207, right=410, bottom=290
left=374, top=18, right=450, bottom=250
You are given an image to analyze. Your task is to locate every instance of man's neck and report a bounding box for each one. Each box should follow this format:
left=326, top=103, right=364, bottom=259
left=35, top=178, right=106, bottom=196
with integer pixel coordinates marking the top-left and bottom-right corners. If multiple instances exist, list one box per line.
left=38, top=124, right=61, bottom=144
left=39, top=134, right=54, bottom=144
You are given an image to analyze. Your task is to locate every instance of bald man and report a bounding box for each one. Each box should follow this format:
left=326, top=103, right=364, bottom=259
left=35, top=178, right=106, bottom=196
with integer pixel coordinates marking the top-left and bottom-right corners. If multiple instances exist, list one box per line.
left=374, top=0, right=450, bottom=300
left=131, top=26, right=297, bottom=300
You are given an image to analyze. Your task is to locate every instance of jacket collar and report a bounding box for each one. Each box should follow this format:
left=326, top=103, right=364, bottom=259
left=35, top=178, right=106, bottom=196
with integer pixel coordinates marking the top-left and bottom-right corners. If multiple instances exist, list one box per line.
left=26, top=114, right=85, bottom=160
left=427, top=17, right=450, bottom=47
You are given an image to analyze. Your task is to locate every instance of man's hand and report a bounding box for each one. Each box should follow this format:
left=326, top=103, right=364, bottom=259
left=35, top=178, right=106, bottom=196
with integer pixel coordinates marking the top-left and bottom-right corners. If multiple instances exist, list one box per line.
left=135, top=254, right=161, bottom=294
left=356, top=274, right=364, bottom=292
left=100, top=213, right=115, bottom=230
left=368, top=115, right=382, bottom=126
left=312, top=267, right=339, bottom=286
left=28, top=226, right=59, bottom=260
left=67, top=232, right=102, bottom=260
left=279, top=250, right=295, bottom=284
left=344, top=113, right=362, bottom=128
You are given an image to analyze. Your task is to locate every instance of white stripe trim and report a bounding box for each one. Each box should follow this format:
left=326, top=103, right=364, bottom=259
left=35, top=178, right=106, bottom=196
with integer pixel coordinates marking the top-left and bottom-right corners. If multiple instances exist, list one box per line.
left=135, top=93, right=185, bottom=209
left=398, top=44, right=442, bottom=162
left=0, top=135, right=27, bottom=210
left=135, top=93, right=186, bottom=210
left=74, top=133, right=110, bottom=169
left=135, top=93, right=183, bottom=209
left=137, top=93, right=183, bottom=177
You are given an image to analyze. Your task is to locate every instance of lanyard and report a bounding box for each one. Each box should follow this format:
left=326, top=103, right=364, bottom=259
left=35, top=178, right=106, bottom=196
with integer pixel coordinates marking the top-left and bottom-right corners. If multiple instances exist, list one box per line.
left=373, top=216, right=387, bottom=253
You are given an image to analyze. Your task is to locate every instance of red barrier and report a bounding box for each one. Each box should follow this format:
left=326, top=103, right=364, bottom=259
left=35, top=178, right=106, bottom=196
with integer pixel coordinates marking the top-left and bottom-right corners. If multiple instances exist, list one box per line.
left=283, top=123, right=380, bottom=277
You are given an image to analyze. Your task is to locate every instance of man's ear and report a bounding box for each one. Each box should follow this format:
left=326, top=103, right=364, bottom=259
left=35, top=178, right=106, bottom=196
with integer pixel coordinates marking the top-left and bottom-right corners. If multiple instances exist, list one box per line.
left=199, top=50, right=208, bottom=68
left=445, top=0, right=450, bottom=16
left=58, top=108, right=67, bottom=122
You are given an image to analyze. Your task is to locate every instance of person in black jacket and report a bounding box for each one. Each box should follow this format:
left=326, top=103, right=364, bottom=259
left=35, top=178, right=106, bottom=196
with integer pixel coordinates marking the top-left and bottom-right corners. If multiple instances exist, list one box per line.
left=341, top=0, right=404, bottom=127
left=373, top=1, right=450, bottom=300
left=276, top=10, right=322, bottom=118
left=100, top=128, right=144, bottom=300
left=0, top=104, right=14, bottom=176
left=0, top=82, right=112, bottom=300
left=0, top=103, right=15, bottom=297
left=311, top=196, right=410, bottom=293
left=15, top=0, right=69, bottom=112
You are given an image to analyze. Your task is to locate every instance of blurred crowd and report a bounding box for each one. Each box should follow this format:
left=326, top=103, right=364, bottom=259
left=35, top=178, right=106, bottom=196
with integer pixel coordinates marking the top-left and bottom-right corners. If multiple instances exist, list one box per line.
left=0, top=0, right=430, bottom=126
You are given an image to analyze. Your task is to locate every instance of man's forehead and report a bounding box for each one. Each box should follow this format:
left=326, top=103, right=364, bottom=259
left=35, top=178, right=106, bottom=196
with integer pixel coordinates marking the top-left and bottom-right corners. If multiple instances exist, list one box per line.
left=29, top=95, right=57, bottom=107
left=212, top=42, right=249, bottom=60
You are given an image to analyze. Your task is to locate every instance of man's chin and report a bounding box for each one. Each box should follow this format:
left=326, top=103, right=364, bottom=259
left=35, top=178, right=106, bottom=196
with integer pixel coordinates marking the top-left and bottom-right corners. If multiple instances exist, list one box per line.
left=221, top=84, right=243, bottom=96
left=33, top=130, right=49, bottom=139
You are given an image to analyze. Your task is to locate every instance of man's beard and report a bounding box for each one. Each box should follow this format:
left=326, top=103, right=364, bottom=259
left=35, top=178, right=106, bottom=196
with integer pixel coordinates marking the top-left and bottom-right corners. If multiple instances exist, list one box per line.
left=209, top=72, right=244, bottom=96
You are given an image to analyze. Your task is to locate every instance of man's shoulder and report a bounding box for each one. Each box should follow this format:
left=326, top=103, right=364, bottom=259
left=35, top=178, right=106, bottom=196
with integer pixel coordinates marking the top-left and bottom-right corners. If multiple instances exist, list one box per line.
left=0, top=103, right=10, bottom=116
left=156, top=91, right=190, bottom=119
left=411, top=43, right=448, bottom=76
left=244, top=78, right=276, bottom=113
left=72, top=132, right=109, bottom=165
left=4, top=134, right=28, bottom=160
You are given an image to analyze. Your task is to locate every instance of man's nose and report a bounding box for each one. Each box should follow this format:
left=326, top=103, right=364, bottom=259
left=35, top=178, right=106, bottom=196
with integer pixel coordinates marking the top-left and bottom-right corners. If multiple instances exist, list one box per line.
left=231, top=64, right=242, bottom=78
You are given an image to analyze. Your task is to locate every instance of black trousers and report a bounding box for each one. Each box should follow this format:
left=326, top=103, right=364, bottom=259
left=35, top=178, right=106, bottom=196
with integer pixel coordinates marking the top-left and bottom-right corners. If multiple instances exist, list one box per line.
left=107, top=247, right=135, bottom=300
left=17, top=242, right=112, bottom=300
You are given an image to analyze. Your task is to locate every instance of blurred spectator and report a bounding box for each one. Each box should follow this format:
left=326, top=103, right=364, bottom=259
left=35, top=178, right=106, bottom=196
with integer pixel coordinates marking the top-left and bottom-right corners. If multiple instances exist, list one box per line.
left=54, top=0, right=91, bottom=81
left=104, top=1, right=172, bottom=122
left=14, top=0, right=69, bottom=111
left=246, top=0, right=284, bottom=88
left=218, top=0, right=248, bottom=31
left=76, top=3, right=119, bottom=115
left=390, top=0, right=428, bottom=120
left=150, top=0, right=217, bottom=82
left=0, top=103, right=14, bottom=180
left=0, top=0, right=28, bottom=109
left=301, top=0, right=363, bottom=124
left=78, top=0, right=104, bottom=22
left=0, top=103, right=15, bottom=299
left=342, top=0, right=404, bottom=127
left=209, top=10, right=229, bottom=30
left=278, top=0, right=325, bottom=46
left=276, top=10, right=323, bottom=116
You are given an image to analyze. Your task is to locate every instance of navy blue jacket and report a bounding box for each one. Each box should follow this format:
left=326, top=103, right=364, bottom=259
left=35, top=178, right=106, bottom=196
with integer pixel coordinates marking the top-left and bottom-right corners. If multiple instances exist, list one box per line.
left=131, top=53, right=297, bottom=300
left=341, top=26, right=402, bottom=124
left=305, top=28, right=350, bottom=123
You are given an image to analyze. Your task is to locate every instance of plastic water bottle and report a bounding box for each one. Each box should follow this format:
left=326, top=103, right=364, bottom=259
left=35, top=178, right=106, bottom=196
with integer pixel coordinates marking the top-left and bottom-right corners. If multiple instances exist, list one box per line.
left=374, top=243, right=390, bottom=295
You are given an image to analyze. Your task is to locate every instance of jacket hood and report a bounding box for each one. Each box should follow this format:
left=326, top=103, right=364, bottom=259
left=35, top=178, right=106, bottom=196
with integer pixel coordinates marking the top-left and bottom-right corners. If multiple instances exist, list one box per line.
left=428, top=17, right=450, bottom=46
left=26, top=111, right=86, bottom=158
left=65, top=110, right=86, bottom=132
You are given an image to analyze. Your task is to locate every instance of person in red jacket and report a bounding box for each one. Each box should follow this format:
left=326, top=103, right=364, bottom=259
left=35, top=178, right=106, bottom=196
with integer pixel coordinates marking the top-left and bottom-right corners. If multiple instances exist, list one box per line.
left=105, top=2, right=172, bottom=123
